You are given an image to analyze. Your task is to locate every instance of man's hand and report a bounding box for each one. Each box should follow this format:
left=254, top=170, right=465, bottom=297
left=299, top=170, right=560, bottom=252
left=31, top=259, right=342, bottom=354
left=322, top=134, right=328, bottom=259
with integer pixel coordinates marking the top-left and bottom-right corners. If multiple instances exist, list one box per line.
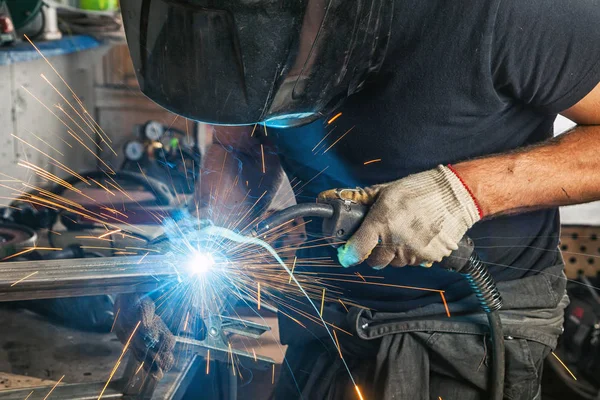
left=319, top=165, right=481, bottom=269
left=113, top=294, right=176, bottom=380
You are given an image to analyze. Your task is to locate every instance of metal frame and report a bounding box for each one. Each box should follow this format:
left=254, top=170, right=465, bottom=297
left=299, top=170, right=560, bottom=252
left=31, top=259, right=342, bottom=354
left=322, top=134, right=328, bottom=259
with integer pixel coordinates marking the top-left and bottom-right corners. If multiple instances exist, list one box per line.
left=0, top=256, right=274, bottom=399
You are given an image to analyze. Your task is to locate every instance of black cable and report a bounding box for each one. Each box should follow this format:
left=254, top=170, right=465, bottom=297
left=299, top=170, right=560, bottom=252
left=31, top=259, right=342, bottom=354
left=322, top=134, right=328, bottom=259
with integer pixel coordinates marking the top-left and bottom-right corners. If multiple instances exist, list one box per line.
left=461, top=253, right=505, bottom=400
left=256, top=203, right=335, bottom=234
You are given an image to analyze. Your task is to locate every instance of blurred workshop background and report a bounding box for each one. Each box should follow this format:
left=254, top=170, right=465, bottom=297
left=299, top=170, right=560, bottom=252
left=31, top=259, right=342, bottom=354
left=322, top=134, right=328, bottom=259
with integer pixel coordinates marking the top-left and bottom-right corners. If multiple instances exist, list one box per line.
left=0, top=1, right=598, bottom=400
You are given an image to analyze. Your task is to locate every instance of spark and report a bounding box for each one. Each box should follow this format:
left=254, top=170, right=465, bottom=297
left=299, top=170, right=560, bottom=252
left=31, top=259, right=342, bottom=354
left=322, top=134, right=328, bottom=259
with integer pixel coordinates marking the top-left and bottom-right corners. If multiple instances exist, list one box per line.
left=439, top=397, right=443, bottom=400
left=327, top=112, right=343, bottom=124
left=24, top=391, right=34, bottom=400
left=110, top=309, right=120, bottom=333
left=323, top=127, right=355, bottom=154
left=137, top=252, right=150, bottom=264
left=183, top=312, right=190, bottom=331
left=10, top=271, right=39, bottom=286
left=199, top=225, right=363, bottom=391
left=98, top=321, right=141, bottom=400
left=98, top=229, right=121, bottom=239
left=355, top=385, right=365, bottom=400
left=440, top=292, right=451, bottom=318
left=288, top=256, right=297, bottom=284
left=271, top=364, right=275, bottom=384
left=257, top=282, right=261, bottom=310
left=363, top=159, right=382, bottom=165
left=333, top=330, right=343, bottom=359
left=320, top=288, right=326, bottom=316
left=551, top=351, right=577, bottom=380
left=250, top=124, right=258, bottom=137
left=252, top=348, right=257, bottom=362
left=206, top=350, right=210, bottom=374
left=355, top=272, right=366, bottom=282
left=135, top=362, right=144, bottom=375
left=338, top=299, right=349, bottom=312
left=263, top=123, right=268, bottom=137
left=261, top=144, right=266, bottom=174
left=42, top=375, right=65, bottom=400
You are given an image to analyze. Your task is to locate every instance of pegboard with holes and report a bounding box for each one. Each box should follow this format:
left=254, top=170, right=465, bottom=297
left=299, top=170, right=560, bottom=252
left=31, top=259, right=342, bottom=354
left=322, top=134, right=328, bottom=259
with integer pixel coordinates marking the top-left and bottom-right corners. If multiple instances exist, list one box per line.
left=560, top=225, right=600, bottom=279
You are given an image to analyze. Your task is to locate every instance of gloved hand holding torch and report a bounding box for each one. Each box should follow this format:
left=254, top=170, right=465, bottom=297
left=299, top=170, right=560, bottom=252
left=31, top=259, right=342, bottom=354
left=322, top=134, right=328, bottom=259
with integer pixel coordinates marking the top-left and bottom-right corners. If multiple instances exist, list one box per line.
left=319, top=165, right=482, bottom=269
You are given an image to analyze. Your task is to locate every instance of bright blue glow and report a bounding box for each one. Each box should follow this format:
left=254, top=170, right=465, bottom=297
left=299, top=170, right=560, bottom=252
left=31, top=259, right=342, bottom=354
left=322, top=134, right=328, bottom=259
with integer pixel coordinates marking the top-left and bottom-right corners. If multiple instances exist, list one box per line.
left=186, top=251, right=215, bottom=276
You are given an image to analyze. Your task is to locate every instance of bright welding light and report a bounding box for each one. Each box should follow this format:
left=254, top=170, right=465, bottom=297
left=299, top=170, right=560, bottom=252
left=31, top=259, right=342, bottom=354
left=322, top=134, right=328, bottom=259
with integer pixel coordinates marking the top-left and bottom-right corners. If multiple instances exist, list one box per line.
left=186, top=251, right=215, bottom=276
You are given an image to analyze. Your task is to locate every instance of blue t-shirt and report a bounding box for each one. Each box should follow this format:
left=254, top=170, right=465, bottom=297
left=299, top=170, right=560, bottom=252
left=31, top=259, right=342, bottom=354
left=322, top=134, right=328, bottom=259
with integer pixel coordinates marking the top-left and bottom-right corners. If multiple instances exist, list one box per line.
left=267, top=0, right=600, bottom=312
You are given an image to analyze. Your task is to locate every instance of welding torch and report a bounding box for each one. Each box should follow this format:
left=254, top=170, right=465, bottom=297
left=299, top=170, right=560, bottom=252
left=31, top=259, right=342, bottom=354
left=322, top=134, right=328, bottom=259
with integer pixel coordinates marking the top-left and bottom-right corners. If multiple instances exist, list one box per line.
left=257, top=197, right=506, bottom=400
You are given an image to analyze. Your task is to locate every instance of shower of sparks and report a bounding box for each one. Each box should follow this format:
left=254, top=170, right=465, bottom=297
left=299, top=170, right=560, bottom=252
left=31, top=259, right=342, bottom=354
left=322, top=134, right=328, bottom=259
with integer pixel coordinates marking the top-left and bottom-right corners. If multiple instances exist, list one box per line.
left=363, top=159, right=382, bottom=165
left=9, top=37, right=453, bottom=400
left=327, top=112, right=343, bottom=124
left=135, top=362, right=145, bottom=375
left=10, top=271, right=39, bottom=286
left=440, top=292, right=451, bottom=318
left=42, top=375, right=65, bottom=400
left=551, top=351, right=577, bottom=380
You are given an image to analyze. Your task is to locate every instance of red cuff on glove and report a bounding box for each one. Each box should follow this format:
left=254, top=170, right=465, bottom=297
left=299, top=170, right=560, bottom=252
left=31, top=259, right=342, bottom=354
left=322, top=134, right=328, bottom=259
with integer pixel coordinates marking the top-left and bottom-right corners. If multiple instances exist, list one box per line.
left=446, top=164, right=484, bottom=219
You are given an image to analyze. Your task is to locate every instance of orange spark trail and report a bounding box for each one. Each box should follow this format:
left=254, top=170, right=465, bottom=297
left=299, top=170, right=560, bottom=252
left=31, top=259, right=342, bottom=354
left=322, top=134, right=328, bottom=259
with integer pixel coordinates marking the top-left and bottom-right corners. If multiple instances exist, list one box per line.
left=135, top=362, right=145, bottom=375
left=43, top=375, right=65, bottom=400
left=206, top=350, right=210, bottom=374
left=110, top=309, right=120, bottom=333
left=24, top=390, right=34, bottom=400
left=338, top=299, right=349, bottom=312
left=552, top=352, right=577, bottom=380
left=440, top=292, right=451, bottom=318
left=252, top=348, right=257, bottom=362
left=323, top=127, right=355, bottom=154
left=10, top=271, right=39, bottom=286
left=250, top=124, right=258, bottom=137
left=328, top=112, right=343, bottom=124
left=98, top=321, right=141, bottom=400
left=98, top=229, right=121, bottom=239
left=272, top=364, right=275, bottom=384
left=355, top=385, right=365, bottom=400
left=263, top=123, right=268, bottom=137
left=261, top=144, right=266, bottom=174
left=320, top=288, right=326, bottom=316
left=257, top=282, right=261, bottom=310
left=288, top=256, right=297, bottom=284
left=24, top=35, right=113, bottom=146
left=333, top=330, right=343, bottom=359
left=363, top=159, right=382, bottom=165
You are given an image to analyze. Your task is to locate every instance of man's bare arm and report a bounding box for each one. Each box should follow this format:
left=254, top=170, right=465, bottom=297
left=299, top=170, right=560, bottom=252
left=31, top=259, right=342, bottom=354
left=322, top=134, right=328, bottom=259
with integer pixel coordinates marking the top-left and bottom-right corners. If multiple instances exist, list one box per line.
left=453, top=81, right=600, bottom=218
left=195, top=125, right=284, bottom=227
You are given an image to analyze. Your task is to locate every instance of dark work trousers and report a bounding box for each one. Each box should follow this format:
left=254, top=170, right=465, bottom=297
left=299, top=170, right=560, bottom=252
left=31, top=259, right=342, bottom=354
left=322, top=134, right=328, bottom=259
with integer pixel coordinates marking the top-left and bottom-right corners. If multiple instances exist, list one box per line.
left=272, top=263, right=567, bottom=400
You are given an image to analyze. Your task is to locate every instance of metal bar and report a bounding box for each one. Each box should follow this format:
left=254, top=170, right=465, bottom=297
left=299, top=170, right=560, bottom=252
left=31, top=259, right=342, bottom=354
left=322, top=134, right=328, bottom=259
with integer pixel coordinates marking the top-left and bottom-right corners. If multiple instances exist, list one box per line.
left=0, top=255, right=177, bottom=301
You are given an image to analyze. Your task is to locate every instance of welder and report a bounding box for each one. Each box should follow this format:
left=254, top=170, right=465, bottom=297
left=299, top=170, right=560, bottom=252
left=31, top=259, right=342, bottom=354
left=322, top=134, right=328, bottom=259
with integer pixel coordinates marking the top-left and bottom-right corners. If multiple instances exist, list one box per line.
left=115, top=1, right=600, bottom=399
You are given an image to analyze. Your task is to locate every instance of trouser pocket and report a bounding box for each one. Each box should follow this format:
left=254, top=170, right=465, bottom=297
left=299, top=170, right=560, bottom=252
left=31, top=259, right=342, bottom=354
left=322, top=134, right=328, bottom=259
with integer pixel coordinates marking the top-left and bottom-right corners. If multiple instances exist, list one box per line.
left=504, top=338, right=551, bottom=400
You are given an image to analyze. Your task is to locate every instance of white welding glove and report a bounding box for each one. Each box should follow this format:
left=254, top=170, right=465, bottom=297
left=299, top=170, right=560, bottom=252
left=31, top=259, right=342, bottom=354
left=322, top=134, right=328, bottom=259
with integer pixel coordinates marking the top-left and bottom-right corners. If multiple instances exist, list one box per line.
left=318, top=165, right=482, bottom=269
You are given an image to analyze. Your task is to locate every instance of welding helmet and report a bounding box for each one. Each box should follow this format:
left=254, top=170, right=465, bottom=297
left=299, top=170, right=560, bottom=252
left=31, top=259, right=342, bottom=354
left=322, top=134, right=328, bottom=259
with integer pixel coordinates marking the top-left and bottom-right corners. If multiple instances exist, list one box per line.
left=120, top=0, right=393, bottom=127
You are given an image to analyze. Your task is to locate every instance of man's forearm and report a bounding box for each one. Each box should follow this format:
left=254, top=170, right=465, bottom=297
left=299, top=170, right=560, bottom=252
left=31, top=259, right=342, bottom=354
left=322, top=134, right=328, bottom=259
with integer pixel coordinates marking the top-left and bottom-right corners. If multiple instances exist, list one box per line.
left=453, top=125, right=600, bottom=218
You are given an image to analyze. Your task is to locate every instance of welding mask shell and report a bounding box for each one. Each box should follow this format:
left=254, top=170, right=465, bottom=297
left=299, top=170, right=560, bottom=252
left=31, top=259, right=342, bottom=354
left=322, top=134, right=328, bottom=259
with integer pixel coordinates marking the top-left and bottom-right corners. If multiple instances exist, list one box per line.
left=120, top=0, right=393, bottom=127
